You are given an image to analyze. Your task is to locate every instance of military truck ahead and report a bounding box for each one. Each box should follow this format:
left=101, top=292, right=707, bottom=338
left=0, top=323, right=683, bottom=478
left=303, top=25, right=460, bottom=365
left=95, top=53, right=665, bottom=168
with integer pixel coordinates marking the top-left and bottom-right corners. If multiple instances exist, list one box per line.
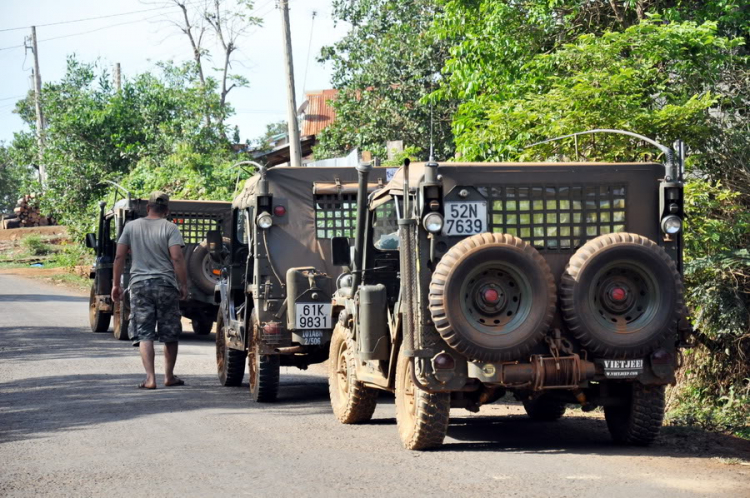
left=211, top=165, right=387, bottom=402
left=327, top=134, right=691, bottom=450
left=86, top=196, right=231, bottom=339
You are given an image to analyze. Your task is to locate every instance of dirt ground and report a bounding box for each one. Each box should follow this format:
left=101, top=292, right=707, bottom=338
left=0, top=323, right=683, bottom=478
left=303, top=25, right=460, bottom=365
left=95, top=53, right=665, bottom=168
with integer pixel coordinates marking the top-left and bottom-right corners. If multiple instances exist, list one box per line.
left=0, top=225, right=67, bottom=242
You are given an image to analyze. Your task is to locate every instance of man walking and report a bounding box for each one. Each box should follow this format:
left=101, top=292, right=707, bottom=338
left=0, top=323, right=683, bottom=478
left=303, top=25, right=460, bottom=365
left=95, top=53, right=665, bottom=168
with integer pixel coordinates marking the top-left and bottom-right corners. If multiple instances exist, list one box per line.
left=112, top=191, right=188, bottom=389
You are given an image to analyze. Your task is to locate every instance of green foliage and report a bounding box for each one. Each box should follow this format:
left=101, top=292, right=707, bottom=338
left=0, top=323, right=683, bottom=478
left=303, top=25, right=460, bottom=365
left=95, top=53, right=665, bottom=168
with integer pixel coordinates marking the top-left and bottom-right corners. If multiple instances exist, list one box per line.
left=315, top=0, right=455, bottom=161
left=21, top=235, right=52, bottom=256
left=0, top=145, right=34, bottom=213
left=253, top=120, right=288, bottom=154
left=9, top=57, right=239, bottom=239
left=439, top=20, right=743, bottom=162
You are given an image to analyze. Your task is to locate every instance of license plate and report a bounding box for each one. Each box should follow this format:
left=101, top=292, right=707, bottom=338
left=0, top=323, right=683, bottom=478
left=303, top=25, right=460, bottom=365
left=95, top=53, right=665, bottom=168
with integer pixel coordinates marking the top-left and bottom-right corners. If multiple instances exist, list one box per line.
left=300, top=330, right=324, bottom=346
left=443, top=202, right=487, bottom=236
left=295, top=303, right=332, bottom=330
left=602, top=359, right=644, bottom=378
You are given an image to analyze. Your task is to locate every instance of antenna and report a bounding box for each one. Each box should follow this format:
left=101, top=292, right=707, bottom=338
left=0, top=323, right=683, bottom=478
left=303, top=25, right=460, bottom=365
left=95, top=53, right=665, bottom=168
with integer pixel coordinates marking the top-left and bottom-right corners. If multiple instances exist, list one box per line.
left=429, top=99, right=434, bottom=161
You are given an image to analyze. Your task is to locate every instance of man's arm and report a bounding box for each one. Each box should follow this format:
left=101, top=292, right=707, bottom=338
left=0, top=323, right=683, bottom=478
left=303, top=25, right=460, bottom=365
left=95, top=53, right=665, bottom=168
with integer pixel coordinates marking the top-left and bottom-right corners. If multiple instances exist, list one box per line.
left=169, top=245, right=189, bottom=300
left=111, top=243, right=129, bottom=301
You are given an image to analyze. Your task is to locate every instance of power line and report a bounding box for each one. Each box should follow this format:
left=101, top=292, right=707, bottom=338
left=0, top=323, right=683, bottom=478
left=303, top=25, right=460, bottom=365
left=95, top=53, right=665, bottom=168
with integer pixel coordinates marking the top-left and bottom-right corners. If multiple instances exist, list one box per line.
left=0, top=95, right=25, bottom=102
left=0, top=5, right=176, bottom=33
left=302, top=10, right=317, bottom=93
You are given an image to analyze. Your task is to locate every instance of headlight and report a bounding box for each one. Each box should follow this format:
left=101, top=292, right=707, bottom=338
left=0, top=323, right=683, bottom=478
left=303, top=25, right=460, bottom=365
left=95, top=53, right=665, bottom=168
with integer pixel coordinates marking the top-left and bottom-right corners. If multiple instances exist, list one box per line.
left=423, top=212, right=444, bottom=233
left=257, top=212, right=273, bottom=229
left=661, top=215, right=682, bottom=234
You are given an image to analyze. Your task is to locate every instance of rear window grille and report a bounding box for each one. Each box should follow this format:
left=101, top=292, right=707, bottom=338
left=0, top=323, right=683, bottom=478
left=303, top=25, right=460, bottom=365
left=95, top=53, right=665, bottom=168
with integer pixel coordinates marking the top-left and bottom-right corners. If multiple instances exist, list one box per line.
left=478, top=185, right=627, bottom=250
left=169, top=213, right=222, bottom=244
left=314, top=194, right=357, bottom=239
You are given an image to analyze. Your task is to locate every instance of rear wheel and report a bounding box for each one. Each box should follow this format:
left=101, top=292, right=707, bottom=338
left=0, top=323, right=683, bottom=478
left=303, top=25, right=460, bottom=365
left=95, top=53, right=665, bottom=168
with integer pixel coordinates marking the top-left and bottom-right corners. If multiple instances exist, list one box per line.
left=89, top=284, right=111, bottom=333
left=248, top=315, right=280, bottom=402
left=113, top=297, right=130, bottom=341
left=395, top=349, right=450, bottom=450
left=328, top=323, right=378, bottom=424
left=605, top=382, right=665, bottom=446
left=216, top=313, right=245, bottom=386
left=188, top=238, right=229, bottom=295
left=523, top=396, right=567, bottom=421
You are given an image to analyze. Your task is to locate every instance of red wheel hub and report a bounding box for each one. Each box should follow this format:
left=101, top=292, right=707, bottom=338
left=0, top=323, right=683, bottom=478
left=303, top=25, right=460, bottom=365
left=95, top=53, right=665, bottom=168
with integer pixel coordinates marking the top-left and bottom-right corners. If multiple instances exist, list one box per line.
left=610, top=287, right=627, bottom=302
left=483, top=288, right=500, bottom=303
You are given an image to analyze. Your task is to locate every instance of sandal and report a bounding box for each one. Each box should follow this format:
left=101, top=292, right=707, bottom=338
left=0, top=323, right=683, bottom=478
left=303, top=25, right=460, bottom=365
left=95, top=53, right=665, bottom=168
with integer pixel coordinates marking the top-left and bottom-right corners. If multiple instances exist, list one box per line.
left=165, top=377, right=185, bottom=387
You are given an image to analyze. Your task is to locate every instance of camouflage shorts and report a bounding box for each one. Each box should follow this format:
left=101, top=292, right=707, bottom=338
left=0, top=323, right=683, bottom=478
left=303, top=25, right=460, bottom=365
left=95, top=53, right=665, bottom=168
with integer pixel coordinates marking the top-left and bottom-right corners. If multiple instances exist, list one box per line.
left=128, top=278, right=182, bottom=344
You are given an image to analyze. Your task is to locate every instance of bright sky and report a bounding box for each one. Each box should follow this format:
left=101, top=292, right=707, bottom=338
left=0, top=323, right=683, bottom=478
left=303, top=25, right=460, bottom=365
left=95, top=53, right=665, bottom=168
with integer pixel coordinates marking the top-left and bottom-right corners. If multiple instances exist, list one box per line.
left=0, top=0, right=347, bottom=145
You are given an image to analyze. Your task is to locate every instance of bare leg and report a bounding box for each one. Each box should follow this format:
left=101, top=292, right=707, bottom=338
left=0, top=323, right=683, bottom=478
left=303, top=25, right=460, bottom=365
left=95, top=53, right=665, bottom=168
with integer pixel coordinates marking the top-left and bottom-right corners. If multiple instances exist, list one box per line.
left=164, top=341, right=179, bottom=384
left=139, top=340, right=156, bottom=388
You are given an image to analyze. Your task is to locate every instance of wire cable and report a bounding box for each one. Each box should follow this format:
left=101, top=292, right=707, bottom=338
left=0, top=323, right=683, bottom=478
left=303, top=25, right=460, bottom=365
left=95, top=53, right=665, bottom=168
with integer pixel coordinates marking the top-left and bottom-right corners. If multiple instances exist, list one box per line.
left=0, top=5, right=179, bottom=33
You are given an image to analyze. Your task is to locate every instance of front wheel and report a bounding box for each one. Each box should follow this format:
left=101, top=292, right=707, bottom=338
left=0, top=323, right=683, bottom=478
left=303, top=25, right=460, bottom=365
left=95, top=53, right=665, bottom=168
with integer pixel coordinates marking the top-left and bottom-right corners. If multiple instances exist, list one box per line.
left=191, top=316, right=213, bottom=335
left=328, top=323, right=378, bottom=424
left=89, top=284, right=111, bottom=333
left=522, top=395, right=567, bottom=421
left=604, top=382, right=665, bottom=446
left=395, top=349, right=450, bottom=450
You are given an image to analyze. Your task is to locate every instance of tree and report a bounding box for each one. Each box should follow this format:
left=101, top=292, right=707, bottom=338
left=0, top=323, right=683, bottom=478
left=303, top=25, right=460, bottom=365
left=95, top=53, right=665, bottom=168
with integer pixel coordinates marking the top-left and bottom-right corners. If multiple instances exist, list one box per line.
left=168, top=0, right=262, bottom=130
left=253, top=120, right=288, bottom=154
left=314, top=0, right=456, bottom=161
left=0, top=145, right=33, bottom=213
left=10, top=56, right=237, bottom=235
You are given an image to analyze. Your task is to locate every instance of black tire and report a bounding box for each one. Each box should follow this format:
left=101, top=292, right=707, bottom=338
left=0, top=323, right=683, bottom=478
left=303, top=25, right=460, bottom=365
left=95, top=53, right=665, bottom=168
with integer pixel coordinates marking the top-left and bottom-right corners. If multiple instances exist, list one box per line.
left=429, top=233, right=556, bottom=362
left=89, top=284, right=111, bottom=333
left=328, top=323, right=378, bottom=424
left=560, top=233, right=683, bottom=358
left=113, top=297, right=130, bottom=341
left=188, top=238, right=229, bottom=295
left=191, top=316, right=213, bottom=335
left=248, top=314, right=280, bottom=402
left=523, top=396, right=567, bottom=421
left=395, top=349, right=451, bottom=450
left=216, top=313, right=245, bottom=387
left=605, top=382, right=665, bottom=446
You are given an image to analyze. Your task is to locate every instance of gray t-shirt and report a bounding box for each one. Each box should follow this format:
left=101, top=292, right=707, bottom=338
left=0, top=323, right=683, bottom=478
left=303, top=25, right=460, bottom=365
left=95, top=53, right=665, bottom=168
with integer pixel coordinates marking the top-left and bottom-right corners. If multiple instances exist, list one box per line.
left=118, top=218, right=185, bottom=289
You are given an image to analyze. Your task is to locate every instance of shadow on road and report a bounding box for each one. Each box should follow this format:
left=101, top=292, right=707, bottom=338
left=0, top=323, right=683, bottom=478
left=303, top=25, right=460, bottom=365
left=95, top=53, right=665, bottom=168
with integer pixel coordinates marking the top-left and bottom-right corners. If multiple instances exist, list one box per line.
left=0, top=294, right=88, bottom=303
left=441, top=413, right=750, bottom=460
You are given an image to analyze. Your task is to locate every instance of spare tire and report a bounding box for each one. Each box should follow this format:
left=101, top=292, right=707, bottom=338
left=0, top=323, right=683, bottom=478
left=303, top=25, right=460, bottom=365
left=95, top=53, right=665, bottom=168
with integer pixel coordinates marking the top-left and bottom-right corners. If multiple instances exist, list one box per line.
left=188, top=238, right=229, bottom=295
left=560, top=233, right=683, bottom=359
left=429, top=233, right=556, bottom=362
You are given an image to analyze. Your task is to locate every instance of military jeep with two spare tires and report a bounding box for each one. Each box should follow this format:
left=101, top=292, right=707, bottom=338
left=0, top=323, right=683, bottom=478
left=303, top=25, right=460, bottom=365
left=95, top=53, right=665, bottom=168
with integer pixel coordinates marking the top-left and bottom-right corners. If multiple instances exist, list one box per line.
left=327, top=133, right=692, bottom=450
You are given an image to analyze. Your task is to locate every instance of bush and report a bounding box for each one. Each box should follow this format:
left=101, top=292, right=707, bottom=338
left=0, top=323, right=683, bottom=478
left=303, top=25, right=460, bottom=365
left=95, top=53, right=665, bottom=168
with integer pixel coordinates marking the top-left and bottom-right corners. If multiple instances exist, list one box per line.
left=21, top=235, right=52, bottom=256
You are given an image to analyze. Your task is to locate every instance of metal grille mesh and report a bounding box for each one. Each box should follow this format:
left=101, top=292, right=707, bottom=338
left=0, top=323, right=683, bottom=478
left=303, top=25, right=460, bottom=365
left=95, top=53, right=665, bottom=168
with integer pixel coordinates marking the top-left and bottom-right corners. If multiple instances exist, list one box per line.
left=478, top=185, right=627, bottom=250
left=169, top=213, right=222, bottom=244
left=314, top=194, right=357, bottom=239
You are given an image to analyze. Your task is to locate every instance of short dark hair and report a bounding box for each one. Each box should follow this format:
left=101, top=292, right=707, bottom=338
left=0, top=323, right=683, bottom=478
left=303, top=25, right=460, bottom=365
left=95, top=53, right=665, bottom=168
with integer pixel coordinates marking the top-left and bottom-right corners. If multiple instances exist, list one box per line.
left=148, top=202, right=168, bottom=215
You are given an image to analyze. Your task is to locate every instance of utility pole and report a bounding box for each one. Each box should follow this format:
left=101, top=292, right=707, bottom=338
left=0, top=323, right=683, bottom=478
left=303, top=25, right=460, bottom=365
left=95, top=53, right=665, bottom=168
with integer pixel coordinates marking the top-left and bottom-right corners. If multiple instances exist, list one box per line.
left=30, top=26, right=47, bottom=188
left=115, top=63, right=121, bottom=92
left=279, top=0, right=302, bottom=167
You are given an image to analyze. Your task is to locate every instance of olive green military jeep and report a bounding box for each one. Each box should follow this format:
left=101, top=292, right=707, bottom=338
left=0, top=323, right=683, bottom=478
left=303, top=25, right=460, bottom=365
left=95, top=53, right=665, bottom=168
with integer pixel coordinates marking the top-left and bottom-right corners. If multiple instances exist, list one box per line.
left=211, top=164, right=388, bottom=402
left=85, top=193, right=231, bottom=339
left=327, top=132, right=692, bottom=450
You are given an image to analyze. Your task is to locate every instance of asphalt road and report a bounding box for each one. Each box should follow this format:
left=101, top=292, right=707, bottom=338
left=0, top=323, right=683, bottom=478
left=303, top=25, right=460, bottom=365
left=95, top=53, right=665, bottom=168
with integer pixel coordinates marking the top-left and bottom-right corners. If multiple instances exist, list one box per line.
left=1, top=273, right=748, bottom=497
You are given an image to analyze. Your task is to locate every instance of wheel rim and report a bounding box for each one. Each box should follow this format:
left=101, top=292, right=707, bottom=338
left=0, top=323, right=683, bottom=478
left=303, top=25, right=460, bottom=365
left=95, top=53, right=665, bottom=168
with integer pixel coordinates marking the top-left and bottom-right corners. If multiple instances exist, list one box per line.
left=336, top=338, right=350, bottom=400
left=588, top=260, right=660, bottom=334
left=201, top=253, right=220, bottom=285
left=458, top=261, right=533, bottom=336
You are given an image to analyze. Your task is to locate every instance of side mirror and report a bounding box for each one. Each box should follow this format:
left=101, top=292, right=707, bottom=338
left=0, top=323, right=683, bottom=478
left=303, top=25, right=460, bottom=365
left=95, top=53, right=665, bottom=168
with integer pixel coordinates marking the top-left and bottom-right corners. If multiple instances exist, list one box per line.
left=85, top=233, right=97, bottom=250
left=331, top=237, right=351, bottom=266
left=206, top=230, right=223, bottom=263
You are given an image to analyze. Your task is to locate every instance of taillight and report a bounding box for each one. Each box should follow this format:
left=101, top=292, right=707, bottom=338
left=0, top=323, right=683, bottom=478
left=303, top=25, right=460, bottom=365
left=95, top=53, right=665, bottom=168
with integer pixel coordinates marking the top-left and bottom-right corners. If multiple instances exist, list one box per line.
left=274, top=205, right=286, bottom=217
